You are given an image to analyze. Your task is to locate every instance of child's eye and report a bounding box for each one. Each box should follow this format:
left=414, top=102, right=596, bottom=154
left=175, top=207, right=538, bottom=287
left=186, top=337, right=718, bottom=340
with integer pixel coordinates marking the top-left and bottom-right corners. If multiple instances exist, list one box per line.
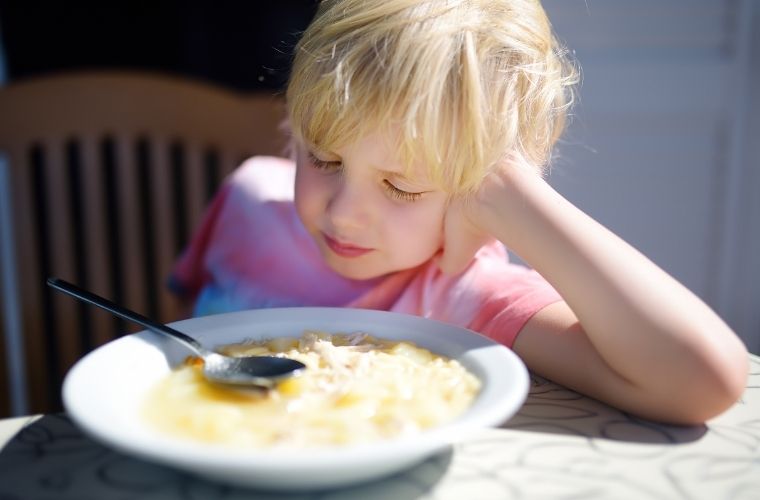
left=308, top=152, right=342, bottom=172
left=383, top=180, right=423, bottom=202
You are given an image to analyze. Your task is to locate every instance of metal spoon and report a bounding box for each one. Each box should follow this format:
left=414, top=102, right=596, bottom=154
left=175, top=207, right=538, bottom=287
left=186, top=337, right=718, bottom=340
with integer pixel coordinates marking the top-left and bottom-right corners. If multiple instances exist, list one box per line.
left=47, top=278, right=305, bottom=388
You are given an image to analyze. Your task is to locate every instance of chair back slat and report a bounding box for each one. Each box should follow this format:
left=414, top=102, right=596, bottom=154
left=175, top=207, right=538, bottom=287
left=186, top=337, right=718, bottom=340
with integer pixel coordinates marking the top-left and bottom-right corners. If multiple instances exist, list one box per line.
left=184, top=144, right=210, bottom=239
left=148, top=135, right=181, bottom=323
left=34, top=140, right=82, bottom=409
left=79, top=136, right=114, bottom=349
left=203, top=148, right=224, bottom=203
left=113, top=134, right=148, bottom=329
left=0, top=71, right=286, bottom=415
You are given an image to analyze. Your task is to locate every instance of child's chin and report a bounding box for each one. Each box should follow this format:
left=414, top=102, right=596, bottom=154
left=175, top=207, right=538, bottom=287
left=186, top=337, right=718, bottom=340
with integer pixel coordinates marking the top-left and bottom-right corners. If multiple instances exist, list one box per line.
left=331, top=266, right=384, bottom=282
left=326, top=260, right=387, bottom=282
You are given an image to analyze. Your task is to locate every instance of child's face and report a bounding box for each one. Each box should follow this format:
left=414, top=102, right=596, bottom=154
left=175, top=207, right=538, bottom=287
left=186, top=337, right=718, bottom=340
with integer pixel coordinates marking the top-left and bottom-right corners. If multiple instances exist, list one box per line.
left=294, top=132, right=448, bottom=280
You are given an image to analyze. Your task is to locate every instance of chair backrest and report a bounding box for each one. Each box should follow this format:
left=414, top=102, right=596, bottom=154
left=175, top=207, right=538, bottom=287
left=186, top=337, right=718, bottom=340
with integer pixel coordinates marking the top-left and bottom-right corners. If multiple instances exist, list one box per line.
left=0, top=71, right=287, bottom=416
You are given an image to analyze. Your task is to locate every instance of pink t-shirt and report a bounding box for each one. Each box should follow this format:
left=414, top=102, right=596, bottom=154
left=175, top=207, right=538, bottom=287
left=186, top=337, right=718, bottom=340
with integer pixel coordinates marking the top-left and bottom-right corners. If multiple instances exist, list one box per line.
left=170, top=156, right=562, bottom=348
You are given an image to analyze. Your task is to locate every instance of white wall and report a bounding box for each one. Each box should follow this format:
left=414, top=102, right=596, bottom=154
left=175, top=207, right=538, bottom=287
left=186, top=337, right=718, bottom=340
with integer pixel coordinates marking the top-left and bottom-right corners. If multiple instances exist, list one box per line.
left=542, top=0, right=760, bottom=353
left=724, top=0, right=760, bottom=354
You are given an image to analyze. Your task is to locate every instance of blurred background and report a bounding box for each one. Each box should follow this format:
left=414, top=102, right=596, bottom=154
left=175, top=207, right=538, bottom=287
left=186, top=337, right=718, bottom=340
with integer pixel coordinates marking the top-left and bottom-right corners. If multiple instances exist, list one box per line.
left=543, top=0, right=759, bottom=357
left=0, top=0, right=758, bottom=418
left=0, top=1, right=317, bottom=92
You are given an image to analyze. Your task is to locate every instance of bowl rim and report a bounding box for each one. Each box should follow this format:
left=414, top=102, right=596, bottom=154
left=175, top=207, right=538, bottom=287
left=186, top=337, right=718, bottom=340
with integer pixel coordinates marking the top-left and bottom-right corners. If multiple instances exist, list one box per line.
left=63, top=307, right=529, bottom=483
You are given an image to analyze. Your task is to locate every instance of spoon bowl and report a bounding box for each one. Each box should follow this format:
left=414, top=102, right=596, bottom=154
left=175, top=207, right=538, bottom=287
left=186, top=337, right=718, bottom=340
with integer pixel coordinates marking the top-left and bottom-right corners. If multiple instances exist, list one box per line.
left=47, top=278, right=305, bottom=387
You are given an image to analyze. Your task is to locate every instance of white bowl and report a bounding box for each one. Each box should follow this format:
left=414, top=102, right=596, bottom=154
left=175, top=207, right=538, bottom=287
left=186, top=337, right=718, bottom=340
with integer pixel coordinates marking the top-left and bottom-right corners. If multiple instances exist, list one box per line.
left=63, top=307, right=528, bottom=490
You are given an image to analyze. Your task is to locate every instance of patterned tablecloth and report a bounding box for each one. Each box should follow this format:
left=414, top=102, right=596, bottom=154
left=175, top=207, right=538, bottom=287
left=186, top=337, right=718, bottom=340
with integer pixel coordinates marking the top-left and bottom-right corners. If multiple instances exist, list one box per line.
left=1, top=355, right=758, bottom=500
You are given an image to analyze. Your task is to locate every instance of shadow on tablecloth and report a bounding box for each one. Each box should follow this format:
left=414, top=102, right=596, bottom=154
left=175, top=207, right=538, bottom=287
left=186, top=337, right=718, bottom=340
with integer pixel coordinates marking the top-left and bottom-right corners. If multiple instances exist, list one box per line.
left=503, top=374, right=709, bottom=443
left=0, top=413, right=453, bottom=500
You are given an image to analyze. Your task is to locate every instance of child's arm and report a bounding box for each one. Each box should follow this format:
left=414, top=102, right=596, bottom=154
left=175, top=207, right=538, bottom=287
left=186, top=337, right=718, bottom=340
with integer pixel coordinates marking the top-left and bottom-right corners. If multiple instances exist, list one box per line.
left=439, top=160, right=749, bottom=425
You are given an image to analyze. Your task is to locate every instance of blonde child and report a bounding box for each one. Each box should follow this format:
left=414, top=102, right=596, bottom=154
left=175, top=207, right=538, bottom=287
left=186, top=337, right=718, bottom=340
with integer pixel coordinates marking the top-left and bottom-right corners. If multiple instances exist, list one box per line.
left=170, top=0, right=748, bottom=424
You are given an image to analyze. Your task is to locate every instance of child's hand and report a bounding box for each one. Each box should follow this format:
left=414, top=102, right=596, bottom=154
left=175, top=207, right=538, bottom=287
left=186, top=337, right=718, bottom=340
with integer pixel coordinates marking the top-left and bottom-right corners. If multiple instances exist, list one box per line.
left=437, top=195, right=493, bottom=275
left=437, top=158, right=543, bottom=275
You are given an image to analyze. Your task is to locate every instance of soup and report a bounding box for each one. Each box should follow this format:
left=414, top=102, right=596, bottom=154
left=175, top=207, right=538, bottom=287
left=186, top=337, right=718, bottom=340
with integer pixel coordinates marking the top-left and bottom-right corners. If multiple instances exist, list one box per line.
left=143, top=331, right=480, bottom=448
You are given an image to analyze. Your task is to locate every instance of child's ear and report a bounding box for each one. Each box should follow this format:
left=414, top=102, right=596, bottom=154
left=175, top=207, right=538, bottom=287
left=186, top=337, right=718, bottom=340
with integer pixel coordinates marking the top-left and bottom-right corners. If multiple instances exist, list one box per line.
left=436, top=199, right=493, bottom=276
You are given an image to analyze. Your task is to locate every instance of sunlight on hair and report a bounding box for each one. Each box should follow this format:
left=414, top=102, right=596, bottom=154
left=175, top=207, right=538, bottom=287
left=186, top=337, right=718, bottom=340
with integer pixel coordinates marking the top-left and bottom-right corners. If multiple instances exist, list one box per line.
left=287, top=0, right=578, bottom=194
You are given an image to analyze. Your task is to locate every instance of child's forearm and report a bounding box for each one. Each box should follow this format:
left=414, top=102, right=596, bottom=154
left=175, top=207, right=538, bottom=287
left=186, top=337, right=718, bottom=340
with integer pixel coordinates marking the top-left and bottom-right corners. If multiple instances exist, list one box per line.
left=479, top=166, right=748, bottom=421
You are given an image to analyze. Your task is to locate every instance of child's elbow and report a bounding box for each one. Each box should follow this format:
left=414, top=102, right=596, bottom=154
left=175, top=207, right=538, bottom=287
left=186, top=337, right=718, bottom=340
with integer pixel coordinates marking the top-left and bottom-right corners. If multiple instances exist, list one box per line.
left=671, top=338, right=750, bottom=426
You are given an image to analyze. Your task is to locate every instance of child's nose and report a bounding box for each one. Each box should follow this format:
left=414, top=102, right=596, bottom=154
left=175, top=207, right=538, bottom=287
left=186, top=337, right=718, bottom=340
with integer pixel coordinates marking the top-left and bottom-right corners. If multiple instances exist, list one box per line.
left=326, top=179, right=371, bottom=229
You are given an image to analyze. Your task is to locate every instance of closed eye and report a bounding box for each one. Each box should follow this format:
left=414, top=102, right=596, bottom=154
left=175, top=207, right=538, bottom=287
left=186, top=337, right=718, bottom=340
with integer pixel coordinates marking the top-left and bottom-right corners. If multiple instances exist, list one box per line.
left=308, top=151, right=423, bottom=202
left=383, top=180, right=423, bottom=202
left=307, top=152, right=342, bottom=172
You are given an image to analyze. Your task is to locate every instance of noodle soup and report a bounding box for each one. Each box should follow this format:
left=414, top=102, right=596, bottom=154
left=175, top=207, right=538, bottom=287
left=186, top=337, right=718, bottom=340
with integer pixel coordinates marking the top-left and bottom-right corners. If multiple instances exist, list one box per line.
left=143, top=331, right=481, bottom=448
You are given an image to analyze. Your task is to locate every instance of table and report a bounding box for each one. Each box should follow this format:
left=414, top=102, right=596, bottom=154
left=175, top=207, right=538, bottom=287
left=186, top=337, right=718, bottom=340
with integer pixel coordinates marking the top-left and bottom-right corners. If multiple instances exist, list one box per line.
left=1, top=355, right=758, bottom=499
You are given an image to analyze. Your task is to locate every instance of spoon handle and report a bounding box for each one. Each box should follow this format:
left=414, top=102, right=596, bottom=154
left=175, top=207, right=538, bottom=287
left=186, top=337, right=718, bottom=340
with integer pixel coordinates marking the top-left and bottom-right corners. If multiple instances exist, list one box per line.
left=47, top=278, right=203, bottom=353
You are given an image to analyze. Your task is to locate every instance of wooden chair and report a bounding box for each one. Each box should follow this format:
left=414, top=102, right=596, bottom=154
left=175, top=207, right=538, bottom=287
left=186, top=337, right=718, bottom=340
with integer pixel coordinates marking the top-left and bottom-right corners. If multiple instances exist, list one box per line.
left=0, top=71, right=287, bottom=417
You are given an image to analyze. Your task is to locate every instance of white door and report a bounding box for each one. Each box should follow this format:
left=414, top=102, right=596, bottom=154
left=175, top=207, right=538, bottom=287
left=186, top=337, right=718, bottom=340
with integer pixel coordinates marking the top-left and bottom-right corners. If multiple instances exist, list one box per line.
left=542, top=0, right=760, bottom=353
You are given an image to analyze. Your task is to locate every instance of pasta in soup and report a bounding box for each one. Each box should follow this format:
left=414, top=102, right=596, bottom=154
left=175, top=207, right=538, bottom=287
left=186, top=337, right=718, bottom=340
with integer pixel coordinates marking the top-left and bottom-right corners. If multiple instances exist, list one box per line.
left=143, top=331, right=481, bottom=448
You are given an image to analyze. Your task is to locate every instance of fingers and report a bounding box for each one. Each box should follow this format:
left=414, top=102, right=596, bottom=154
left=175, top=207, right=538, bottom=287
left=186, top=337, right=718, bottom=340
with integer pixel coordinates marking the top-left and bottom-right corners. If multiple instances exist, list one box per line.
left=437, top=197, right=493, bottom=276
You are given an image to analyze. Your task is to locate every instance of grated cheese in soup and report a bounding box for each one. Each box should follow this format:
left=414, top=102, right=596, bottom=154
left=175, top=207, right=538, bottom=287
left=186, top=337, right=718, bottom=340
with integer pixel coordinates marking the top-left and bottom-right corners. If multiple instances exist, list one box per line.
left=142, top=331, right=481, bottom=448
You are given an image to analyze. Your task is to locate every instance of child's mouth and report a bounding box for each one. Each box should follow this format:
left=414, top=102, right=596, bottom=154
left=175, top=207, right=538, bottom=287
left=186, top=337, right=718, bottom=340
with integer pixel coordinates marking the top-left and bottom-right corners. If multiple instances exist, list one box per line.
left=323, top=233, right=373, bottom=258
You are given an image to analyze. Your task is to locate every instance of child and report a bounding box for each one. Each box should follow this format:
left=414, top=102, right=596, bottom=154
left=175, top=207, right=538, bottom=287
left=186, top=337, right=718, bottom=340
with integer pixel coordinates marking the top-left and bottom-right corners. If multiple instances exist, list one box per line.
left=170, top=0, right=748, bottom=424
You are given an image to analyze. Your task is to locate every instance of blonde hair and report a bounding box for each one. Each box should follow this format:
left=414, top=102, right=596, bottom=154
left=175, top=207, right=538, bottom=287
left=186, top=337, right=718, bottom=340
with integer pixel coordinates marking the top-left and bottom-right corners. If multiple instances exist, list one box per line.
left=286, top=0, right=577, bottom=194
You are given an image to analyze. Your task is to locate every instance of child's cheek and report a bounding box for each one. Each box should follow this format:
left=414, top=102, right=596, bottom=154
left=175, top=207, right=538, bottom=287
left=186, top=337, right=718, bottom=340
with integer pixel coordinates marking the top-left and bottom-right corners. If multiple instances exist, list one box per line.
left=387, top=199, right=446, bottom=248
left=294, top=167, right=335, bottom=221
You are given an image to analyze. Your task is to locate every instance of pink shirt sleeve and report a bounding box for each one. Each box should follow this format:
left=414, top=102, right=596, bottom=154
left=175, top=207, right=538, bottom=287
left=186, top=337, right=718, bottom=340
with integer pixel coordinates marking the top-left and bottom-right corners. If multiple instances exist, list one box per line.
left=467, top=266, right=563, bottom=348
